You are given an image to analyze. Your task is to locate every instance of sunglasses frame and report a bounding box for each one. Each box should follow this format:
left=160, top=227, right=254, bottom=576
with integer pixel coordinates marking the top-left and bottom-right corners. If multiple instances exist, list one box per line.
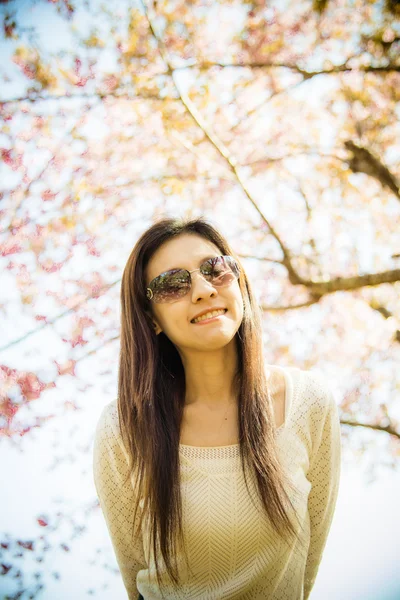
left=146, top=255, right=240, bottom=303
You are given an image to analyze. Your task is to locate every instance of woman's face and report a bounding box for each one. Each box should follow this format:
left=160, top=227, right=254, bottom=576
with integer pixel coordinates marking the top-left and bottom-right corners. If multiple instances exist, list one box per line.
left=144, top=233, right=244, bottom=353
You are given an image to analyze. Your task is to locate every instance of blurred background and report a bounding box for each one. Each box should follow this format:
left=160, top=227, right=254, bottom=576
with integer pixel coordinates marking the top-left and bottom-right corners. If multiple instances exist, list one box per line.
left=1, top=0, right=400, bottom=598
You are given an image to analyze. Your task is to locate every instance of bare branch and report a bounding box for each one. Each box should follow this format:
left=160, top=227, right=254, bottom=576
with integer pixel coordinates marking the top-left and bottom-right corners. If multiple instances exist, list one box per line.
left=228, top=77, right=307, bottom=135
left=243, top=150, right=346, bottom=167
left=344, top=140, right=400, bottom=200
left=340, top=418, right=400, bottom=440
left=260, top=297, right=321, bottom=311
left=368, top=303, right=393, bottom=320
left=235, top=253, right=285, bottom=266
left=304, top=269, right=400, bottom=295
left=0, top=90, right=169, bottom=105
left=172, top=59, right=400, bottom=76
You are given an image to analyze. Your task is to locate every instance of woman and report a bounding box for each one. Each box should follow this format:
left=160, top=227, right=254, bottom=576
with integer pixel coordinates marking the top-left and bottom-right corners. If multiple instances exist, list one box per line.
left=92, top=216, right=341, bottom=599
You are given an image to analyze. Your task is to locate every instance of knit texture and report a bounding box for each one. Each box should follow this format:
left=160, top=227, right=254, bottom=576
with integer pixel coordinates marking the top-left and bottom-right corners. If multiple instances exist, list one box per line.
left=92, top=365, right=341, bottom=599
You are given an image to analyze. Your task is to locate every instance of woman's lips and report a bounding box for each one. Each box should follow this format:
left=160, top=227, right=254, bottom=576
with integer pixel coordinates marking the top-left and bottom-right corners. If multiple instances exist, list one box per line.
left=191, top=309, right=228, bottom=325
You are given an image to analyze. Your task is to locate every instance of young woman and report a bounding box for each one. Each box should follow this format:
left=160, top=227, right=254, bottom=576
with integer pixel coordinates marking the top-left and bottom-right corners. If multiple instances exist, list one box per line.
left=93, top=216, right=341, bottom=600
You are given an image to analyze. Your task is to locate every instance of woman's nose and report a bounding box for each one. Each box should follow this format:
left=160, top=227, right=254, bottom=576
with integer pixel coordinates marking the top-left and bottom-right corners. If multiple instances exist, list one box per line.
left=190, top=271, right=217, bottom=296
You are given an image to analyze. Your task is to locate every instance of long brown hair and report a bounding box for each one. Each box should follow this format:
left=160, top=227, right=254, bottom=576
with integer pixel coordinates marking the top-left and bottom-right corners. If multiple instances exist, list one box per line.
left=117, top=216, right=305, bottom=597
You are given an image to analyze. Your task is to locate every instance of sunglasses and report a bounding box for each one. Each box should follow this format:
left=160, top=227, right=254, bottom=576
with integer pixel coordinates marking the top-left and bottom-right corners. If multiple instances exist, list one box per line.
left=146, top=255, right=240, bottom=304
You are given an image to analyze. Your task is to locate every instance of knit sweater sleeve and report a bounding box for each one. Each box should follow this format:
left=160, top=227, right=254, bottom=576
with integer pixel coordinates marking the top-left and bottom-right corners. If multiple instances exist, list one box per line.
left=92, top=401, right=146, bottom=600
left=303, top=372, right=342, bottom=600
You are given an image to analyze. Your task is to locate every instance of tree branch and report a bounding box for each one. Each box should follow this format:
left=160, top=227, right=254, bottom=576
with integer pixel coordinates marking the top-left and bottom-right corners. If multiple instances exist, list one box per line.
left=344, top=140, right=400, bottom=200
left=303, top=269, right=400, bottom=295
left=172, top=59, right=400, bottom=76
left=0, top=90, right=169, bottom=105
left=0, top=279, right=120, bottom=354
left=340, top=418, right=400, bottom=440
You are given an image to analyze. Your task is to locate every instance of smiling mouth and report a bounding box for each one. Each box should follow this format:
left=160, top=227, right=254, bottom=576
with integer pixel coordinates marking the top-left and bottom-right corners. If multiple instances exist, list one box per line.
left=191, top=309, right=228, bottom=324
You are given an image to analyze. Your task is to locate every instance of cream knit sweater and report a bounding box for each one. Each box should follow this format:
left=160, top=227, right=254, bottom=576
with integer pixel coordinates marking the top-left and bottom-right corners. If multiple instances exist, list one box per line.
left=92, top=365, right=341, bottom=599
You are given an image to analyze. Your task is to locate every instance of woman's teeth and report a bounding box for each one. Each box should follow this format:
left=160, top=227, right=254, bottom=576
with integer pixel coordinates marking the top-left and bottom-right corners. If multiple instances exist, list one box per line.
left=192, top=309, right=227, bottom=323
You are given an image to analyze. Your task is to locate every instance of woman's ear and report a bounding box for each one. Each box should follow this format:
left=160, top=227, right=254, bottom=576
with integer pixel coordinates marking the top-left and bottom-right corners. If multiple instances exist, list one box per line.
left=153, top=321, right=162, bottom=335
left=145, top=310, right=162, bottom=335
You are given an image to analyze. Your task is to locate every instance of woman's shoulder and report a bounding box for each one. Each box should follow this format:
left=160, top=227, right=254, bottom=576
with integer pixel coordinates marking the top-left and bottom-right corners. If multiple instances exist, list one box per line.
left=96, top=397, right=118, bottom=425
left=265, top=362, right=301, bottom=394
left=292, top=367, right=337, bottom=420
left=266, top=363, right=334, bottom=413
left=93, top=398, right=133, bottom=462
left=94, top=398, right=121, bottom=445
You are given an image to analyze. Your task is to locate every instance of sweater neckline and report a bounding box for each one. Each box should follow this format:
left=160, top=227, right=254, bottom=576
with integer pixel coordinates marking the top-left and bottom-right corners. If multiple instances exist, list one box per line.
left=179, top=364, right=292, bottom=453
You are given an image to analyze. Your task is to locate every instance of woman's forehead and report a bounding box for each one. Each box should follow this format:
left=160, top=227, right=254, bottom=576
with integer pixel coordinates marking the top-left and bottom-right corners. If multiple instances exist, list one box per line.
left=147, top=237, right=220, bottom=279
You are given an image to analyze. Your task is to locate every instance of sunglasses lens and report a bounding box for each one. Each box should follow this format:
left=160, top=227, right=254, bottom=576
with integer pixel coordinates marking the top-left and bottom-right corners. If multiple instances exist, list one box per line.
left=150, top=270, right=190, bottom=303
left=149, top=256, right=240, bottom=303
left=207, top=256, right=239, bottom=286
